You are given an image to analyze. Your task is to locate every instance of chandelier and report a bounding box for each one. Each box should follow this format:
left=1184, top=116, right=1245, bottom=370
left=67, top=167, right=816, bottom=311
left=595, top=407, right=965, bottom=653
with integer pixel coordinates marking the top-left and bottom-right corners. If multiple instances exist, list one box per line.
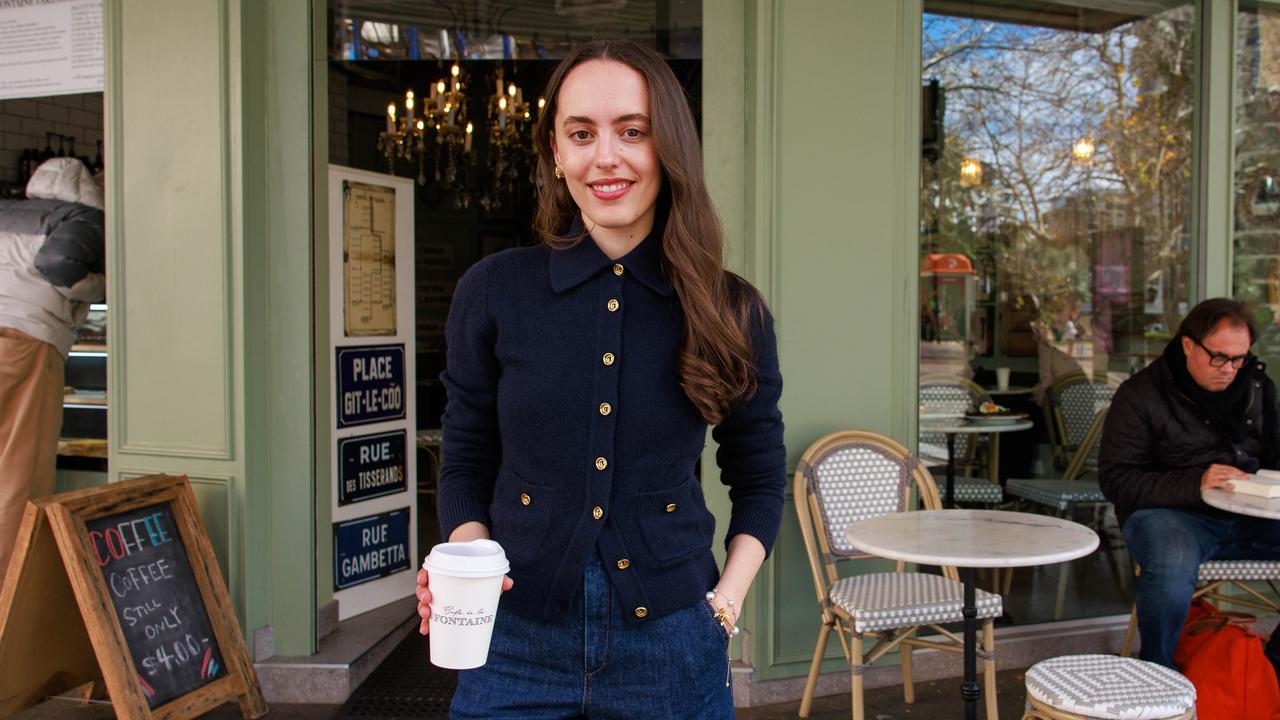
left=480, top=68, right=536, bottom=212
left=378, top=63, right=475, bottom=208
left=377, top=64, right=546, bottom=211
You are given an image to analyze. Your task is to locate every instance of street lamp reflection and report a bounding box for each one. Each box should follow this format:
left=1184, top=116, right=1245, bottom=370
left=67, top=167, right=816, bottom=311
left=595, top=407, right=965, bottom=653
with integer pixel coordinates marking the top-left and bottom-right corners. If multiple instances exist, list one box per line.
left=1073, top=137, right=1096, bottom=163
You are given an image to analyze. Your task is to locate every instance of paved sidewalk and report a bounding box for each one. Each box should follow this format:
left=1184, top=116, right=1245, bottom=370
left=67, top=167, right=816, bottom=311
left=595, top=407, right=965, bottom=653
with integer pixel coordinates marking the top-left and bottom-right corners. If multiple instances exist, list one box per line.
left=194, top=667, right=1033, bottom=718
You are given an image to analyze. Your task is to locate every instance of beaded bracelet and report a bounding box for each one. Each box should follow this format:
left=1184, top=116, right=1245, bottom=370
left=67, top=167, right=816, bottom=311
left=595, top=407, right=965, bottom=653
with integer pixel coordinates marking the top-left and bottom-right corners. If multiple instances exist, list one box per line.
left=705, top=588, right=741, bottom=637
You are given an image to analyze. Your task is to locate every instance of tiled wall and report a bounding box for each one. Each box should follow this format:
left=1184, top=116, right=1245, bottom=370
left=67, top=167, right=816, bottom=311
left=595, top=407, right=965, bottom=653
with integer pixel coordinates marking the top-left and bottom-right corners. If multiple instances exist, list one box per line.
left=0, top=92, right=104, bottom=187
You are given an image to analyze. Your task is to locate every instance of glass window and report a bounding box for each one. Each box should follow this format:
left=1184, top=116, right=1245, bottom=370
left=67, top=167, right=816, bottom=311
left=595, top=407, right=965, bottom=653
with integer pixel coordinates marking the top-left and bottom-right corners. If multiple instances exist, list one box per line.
left=329, top=1, right=702, bottom=60
left=1233, top=2, right=1280, bottom=374
left=920, top=0, right=1195, bottom=625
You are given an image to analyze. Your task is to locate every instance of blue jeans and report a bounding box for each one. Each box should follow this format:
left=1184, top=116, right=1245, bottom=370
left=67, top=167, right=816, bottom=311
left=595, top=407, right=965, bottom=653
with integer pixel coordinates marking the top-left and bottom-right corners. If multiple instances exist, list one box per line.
left=1124, top=507, right=1280, bottom=668
left=450, top=558, right=733, bottom=719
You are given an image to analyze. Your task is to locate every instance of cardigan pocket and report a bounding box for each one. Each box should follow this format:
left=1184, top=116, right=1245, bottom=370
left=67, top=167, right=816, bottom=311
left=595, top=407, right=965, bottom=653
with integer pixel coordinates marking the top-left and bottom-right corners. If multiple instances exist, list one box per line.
left=634, top=478, right=715, bottom=566
left=488, top=471, right=556, bottom=563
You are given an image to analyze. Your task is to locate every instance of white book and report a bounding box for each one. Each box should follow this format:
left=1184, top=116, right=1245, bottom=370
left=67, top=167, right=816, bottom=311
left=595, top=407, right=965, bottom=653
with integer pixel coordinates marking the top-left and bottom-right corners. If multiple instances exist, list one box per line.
left=1231, top=471, right=1280, bottom=499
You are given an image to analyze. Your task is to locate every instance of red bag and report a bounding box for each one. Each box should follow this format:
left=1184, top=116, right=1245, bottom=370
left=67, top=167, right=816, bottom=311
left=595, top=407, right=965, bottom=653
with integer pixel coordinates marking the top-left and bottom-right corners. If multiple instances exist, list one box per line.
left=1174, top=598, right=1280, bottom=720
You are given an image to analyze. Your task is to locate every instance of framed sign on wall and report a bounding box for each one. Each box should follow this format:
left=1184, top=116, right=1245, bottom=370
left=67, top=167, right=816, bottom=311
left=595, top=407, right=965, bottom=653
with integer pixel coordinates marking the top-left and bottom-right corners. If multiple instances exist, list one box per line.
left=327, top=166, right=418, bottom=620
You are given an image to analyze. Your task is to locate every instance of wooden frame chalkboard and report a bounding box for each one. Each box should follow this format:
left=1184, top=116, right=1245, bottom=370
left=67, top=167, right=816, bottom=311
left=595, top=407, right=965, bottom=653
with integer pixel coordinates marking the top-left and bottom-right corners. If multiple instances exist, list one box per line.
left=0, top=474, right=266, bottom=720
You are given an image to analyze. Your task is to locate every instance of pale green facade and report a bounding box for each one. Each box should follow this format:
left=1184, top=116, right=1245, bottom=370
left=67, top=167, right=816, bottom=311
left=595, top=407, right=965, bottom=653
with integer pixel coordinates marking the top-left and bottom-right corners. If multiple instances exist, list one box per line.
left=99, top=0, right=1275, bottom=687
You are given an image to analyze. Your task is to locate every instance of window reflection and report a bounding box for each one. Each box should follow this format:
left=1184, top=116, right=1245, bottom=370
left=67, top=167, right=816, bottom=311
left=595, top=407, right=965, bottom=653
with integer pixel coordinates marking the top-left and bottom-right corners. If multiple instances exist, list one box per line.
left=922, top=2, right=1194, bottom=382
left=1233, top=2, right=1280, bottom=377
left=919, top=0, right=1195, bottom=625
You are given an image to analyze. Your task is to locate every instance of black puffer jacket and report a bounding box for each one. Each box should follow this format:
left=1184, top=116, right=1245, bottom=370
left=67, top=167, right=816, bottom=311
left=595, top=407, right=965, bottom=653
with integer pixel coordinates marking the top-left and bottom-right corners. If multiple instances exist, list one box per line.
left=1099, top=354, right=1280, bottom=527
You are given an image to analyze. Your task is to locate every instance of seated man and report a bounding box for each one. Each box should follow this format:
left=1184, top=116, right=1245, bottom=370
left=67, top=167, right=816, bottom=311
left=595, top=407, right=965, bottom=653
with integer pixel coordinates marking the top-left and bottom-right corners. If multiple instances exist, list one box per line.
left=1100, top=298, right=1280, bottom=669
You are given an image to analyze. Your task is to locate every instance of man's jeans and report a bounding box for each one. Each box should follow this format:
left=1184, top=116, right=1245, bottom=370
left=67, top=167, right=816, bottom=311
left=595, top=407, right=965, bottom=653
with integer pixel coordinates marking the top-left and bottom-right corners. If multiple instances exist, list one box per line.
left=1124, top=507, right=1280, bottom=669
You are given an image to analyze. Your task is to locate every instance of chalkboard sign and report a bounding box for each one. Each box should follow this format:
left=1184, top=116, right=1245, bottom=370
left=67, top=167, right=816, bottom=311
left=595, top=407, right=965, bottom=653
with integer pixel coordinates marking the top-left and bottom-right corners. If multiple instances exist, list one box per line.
left=0, top=474, right=265, bottom=720
left=86, top=502, right=227, bottom=708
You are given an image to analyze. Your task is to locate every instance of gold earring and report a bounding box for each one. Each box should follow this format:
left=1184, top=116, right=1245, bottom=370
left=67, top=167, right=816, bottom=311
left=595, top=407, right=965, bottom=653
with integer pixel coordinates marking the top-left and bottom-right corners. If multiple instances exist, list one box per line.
left=554, top=166, right=564, bottom=179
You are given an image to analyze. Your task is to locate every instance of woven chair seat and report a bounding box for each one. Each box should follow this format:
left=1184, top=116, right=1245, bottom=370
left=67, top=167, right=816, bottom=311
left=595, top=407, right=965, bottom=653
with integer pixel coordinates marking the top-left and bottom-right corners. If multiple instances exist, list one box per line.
left=947, top=481, right=1004, bottom=504
left=829, top=571, right=1002, bottom=633
left=1025, top=654, right=1195, bottom=720
left=937, top=480, right=1004, bottom=504
left=1005, top=478, right=1106, bottom=511
left=928, top=469, right=1003, bottom=503
left=1199, top=559, right=1280, bottom=582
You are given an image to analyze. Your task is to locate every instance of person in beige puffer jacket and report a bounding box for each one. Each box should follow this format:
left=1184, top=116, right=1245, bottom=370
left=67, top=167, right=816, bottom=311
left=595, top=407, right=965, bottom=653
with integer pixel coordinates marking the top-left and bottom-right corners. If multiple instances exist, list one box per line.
left=0, top=157, right=105, bottom=583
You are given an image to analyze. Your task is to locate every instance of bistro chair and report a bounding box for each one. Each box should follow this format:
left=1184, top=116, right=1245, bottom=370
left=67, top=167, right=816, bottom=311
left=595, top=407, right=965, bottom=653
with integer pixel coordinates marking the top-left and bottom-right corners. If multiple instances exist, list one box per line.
left=1042, top=372, right=1118, bottom=475
left=1021, top=654, right=1196, bottom=720
left=1004, top=407, right=1125, bottom=619
left=919, top=375, right=1003, bottom=505
left=794, top=430, right=1001, bottom=720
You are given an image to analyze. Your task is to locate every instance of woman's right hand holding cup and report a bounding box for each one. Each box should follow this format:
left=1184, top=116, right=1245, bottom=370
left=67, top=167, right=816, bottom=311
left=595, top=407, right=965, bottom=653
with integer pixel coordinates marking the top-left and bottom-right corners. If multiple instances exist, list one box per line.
left=418, top=522, right=515, bottom=635
left=416, top=569, right=514, bottom=635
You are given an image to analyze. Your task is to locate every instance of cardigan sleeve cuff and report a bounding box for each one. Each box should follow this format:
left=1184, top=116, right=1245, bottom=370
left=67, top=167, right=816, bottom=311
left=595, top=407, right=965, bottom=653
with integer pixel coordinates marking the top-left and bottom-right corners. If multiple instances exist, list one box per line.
left=438, top=496, right=492, bottom=543
left=724, top=502, right=784, bottom=557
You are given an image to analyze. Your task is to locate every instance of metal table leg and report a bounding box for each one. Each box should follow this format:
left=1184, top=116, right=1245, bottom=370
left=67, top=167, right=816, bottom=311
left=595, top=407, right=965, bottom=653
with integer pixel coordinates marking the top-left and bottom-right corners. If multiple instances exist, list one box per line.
left=945, top=432, right=957, bottom=508
left=961, top=566, right=979, bottom=720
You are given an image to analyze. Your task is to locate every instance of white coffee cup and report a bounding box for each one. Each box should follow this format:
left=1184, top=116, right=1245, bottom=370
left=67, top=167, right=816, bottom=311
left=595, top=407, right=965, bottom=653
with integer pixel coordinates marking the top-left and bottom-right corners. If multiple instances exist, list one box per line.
left=422, top=539, right=510, bottom=669
left=995, top=367, right=1011, bottom=391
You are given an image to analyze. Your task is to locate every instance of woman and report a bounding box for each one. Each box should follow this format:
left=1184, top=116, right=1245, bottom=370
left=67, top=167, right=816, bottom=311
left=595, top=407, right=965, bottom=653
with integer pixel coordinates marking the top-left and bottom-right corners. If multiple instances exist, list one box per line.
left=416, top=38, right=786, bottom=719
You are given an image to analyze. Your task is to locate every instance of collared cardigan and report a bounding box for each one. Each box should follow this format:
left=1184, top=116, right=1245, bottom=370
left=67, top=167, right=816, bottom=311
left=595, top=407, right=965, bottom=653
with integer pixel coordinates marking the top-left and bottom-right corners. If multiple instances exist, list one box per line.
left=437, top=229, right=786, bottom=623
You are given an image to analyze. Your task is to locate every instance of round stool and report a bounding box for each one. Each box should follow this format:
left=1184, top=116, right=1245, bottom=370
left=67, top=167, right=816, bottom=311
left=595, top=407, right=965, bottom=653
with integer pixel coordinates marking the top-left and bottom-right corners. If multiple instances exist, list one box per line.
left=1022, top=654, right=1196, bottom=720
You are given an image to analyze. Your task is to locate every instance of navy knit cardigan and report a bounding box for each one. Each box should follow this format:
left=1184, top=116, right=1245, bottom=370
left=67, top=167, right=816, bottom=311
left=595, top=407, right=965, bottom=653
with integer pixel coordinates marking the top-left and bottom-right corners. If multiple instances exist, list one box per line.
left=437, top=227, right=787, bottom=623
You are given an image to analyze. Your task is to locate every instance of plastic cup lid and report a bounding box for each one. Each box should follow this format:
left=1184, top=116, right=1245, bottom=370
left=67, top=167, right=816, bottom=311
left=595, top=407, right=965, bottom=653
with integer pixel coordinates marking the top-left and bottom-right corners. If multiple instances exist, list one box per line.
left=422, top=539, right=510, bottom=578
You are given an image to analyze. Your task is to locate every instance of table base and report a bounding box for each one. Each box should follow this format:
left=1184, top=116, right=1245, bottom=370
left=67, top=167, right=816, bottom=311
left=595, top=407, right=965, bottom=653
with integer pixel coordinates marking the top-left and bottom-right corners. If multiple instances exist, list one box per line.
left=961, top=566, right=979, bottom=719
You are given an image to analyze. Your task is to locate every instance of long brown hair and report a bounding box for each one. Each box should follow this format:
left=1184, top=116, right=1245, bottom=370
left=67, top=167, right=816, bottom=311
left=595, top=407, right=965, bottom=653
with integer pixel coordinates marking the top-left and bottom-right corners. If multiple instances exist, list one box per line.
left=532, top=39, right=762, bottom=425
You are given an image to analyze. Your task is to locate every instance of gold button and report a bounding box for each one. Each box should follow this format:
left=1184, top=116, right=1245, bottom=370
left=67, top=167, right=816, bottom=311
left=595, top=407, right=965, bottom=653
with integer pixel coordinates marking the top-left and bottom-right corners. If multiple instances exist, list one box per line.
left=592, top=506, right=604, bottom=520
left=613, top=263, right=624, bottom=276
left=520, top=493, right=531, bottom=506
left=599, top=402, right=612, bottom=416
left=595, top=457, right=608, bottom=471
left=665, top=503, right=677, bottom=512
left=616, top=559, right=631, bottom=570
left=607, top=298, right=620, bottom=312
left=634, top=607, right=648, bottom=618
left=603, top=352, right=615, bottom=366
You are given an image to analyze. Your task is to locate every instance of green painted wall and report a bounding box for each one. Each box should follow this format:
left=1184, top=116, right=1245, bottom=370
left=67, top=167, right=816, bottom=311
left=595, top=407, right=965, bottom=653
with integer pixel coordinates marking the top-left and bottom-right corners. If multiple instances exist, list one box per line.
left=709, top=0, right=922, bottom=680
left=105, top=0, right=247, bottom=626
left=701, top=0, right=748, bottom=660
left=1196, top=0, right=1237, bottom=299
left=105, top=0, right=318, bottom=655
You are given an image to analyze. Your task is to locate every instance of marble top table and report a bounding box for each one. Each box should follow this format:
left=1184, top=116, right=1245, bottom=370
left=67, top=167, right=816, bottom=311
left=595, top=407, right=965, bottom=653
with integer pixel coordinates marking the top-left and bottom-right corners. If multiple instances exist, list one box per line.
left=847, top=509, right=1098, bottom=720
left=1203, top=487, right=1280, bottom=520
left=918, top=417, right=1033, bottom=508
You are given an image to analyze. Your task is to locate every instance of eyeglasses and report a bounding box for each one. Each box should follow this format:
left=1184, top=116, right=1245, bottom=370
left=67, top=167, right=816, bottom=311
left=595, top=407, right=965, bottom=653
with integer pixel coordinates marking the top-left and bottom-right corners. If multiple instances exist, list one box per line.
left=1192, top=337, right=1251, bottom=369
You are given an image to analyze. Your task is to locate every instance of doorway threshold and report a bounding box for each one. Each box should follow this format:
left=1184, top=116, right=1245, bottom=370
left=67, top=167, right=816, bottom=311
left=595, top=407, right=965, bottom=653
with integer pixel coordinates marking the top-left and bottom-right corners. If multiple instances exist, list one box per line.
left=254, top=598, right=418, bottom=704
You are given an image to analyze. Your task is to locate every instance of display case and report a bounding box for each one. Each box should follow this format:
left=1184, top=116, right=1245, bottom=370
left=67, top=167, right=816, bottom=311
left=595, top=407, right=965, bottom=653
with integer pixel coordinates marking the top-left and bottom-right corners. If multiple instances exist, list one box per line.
left=58, top=303, right=107, bottom=471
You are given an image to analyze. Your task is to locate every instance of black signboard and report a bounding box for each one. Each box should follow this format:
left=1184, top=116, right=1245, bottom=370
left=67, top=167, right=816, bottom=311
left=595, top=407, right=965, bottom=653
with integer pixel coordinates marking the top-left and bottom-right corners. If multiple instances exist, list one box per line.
left=333, top=508, right=410, bottom=590
left=336, top=344, right=406, bottom=428
left=338, top=430, right=408, bottom=505
left=86, top=503, right=226, bottom=709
